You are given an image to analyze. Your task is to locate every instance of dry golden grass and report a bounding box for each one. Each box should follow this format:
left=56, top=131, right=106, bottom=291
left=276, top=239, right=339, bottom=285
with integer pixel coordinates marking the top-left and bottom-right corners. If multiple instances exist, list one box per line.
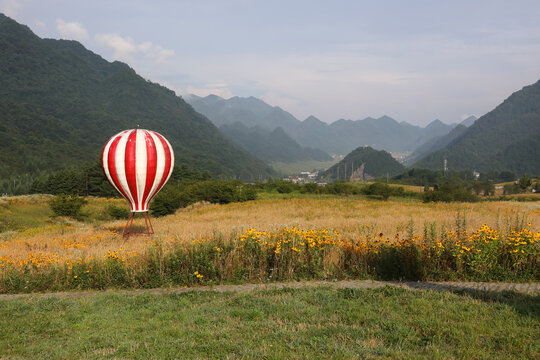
left=153, top=198, right=539, bottom=239
left=1, top=197, right=538, bottom=265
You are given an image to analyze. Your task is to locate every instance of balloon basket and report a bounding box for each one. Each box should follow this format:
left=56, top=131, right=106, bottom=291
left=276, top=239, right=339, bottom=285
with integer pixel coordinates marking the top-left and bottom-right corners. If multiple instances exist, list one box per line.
left=123, top=212, right=154, bottom=238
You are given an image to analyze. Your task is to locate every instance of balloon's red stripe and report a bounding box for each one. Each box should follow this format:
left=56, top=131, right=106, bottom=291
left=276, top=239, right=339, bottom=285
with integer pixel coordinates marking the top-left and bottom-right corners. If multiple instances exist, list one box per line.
left=148, top=133, right=172, bottom=203
left=141, top=130, right=157, bottom=208
left=107, top=135, right=131, bottom=207
left=125, top=130, right=139, bottom=211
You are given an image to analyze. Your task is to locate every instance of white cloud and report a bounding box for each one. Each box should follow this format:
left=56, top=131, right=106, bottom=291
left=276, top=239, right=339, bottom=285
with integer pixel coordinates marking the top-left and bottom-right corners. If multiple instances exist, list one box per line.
left=0, top=0, right=22, bottom=19
left=94, top=33, right=136, bottom=61
left=154, top=47, right=175, bottom=64
left=33, top=20, right=47, bottom=32
left=56, top=18, right=89, bottom=41
left=94, top=33, right=175, bottom=64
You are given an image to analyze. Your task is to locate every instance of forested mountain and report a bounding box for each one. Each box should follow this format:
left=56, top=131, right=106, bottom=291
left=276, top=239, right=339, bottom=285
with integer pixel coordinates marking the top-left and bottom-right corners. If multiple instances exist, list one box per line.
left=404, top=124, right=469, bottom=166
left=219, top=123, right=332, bottom=163
left=322, top=147, right=405, bottom=181
left=415, top=80, right=540, bottom=175
left=187, top=94, right=301, bottom=131
left=289, top=116, right=455, bottom=154
left=0, top=14, right=274, bottom=181
left=187, top=94, right=456, bottom=155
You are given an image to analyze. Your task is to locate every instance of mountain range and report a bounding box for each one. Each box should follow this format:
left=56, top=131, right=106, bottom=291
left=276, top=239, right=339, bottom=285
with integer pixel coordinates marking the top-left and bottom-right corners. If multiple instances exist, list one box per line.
left=219, top=123, right=332, bottom=163
left=0, top=14, right=274, bottom=181
left=187, top=94, right=464, bottom=155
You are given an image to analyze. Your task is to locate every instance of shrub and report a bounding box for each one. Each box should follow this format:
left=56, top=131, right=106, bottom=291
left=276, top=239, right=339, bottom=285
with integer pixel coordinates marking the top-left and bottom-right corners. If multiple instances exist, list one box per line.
left=151, top=186, right=194, bottom=217
left=48, top=194, right=88, bottom=218
left=300, top=183, right=319, bottom=194
left=151, top=180, right=257, bottom=217
left=364, top=182, right=393, bottom=200
left=276, top=183, right=293, bottom=194
left=503, top=183, right=520, bottom=195
left=423, top=182, right=478, bottom=203
left=106, top=204, right=130, bottom=220
left=323, top=182, right=360, bottom=195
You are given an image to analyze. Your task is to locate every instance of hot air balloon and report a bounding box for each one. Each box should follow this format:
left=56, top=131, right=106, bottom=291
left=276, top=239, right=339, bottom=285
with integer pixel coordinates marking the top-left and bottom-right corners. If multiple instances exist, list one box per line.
left=101, top=129, right=174, bottom=236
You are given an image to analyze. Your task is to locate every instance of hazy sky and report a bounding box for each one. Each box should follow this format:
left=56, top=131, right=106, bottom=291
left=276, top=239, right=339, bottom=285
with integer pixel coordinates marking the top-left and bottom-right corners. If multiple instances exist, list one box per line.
left=2, top=0, right=540, bottom=125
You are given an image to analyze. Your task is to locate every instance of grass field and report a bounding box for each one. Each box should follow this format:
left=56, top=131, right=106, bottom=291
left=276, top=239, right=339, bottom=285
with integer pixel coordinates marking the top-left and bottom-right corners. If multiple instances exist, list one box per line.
left=0, top=195, right=538, bottom=292
left=1, top=195, right=538, bottom=267
left=0, top=195, right=538, bottom=358
left=0, top=286, right=538, bottom=359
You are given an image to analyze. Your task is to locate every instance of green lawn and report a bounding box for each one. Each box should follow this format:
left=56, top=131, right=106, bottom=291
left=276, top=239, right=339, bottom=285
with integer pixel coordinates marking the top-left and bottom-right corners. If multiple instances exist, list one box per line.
left=1, top=286, right=538, bottom=359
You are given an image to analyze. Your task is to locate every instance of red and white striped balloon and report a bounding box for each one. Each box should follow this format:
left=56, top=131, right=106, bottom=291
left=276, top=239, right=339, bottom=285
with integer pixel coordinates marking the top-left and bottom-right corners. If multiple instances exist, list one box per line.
left=101, top=129, right=174, bottom=212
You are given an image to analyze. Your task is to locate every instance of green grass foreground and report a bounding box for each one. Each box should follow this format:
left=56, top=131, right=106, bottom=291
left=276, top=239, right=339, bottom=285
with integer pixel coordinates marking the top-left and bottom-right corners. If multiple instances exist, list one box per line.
left=1, top=286, right=538, bottom=359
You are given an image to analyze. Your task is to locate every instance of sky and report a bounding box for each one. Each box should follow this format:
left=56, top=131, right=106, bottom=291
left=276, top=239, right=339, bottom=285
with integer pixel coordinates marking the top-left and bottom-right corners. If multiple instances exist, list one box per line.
left=2, top=0, right=540, bottom=126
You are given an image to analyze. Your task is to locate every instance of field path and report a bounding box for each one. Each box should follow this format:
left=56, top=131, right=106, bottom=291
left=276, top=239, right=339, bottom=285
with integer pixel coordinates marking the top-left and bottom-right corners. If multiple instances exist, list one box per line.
left=0, top=280, right=538, bottom=300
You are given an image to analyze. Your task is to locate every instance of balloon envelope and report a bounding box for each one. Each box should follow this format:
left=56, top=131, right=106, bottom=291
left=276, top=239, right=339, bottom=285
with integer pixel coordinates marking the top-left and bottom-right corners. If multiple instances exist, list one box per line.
left=101, top=129, right=174, bottom=212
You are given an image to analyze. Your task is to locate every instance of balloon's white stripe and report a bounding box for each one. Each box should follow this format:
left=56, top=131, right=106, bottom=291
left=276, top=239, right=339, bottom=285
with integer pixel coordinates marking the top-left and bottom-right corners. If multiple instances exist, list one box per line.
left=102, top=132, right=127, bottom=200
left=162, top=136, right=175, bottom=186
left=145, top=131, right=166, bottom=209
left=135, top=129, right=147, bottom=211
left=102, top=138, right=115, bottom=191
left=115, top=132, right=136, bottom=210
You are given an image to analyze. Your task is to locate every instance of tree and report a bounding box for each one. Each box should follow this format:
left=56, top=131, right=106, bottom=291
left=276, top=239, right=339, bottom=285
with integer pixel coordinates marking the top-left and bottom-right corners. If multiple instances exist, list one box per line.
left=518, top=174, right=532, bottom=191
left=365, top=182, right=393, bottom=200
left=498, top=171, right=516, bottom=182
left=49, top=194, right=87, bottom=219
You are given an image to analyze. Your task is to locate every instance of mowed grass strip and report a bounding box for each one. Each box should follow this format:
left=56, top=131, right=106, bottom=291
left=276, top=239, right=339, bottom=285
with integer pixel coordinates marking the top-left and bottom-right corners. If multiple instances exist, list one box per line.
left=0, top=286, right=538, bottom=359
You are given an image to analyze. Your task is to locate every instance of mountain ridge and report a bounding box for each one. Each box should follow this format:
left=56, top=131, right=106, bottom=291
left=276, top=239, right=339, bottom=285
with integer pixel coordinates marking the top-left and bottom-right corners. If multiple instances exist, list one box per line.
left=414, top=80, right=540, bottom=174
left=218, top=122, right=332, bottom=163
left=0, top=13, right=274, bottom=181
left=187, top=94, right=457, bottom=155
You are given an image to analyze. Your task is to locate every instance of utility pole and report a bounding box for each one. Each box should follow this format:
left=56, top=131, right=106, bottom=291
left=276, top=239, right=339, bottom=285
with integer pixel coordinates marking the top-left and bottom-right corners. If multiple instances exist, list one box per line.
left=85, top=173, right=89, bottom=196
left=443, top=158, right=448, bottom=175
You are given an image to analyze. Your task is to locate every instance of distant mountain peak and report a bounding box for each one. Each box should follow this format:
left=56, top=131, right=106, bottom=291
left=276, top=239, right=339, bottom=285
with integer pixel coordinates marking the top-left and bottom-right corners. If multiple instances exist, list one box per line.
left=460, top=115, right=477, bottom=127
left=425, top=119, right=450, bottom=129
left=378, top=115, right=396, bottom=122
left=304, top=115, right=324, bottom=123
left=204, top=94, right=223, bottom=100
left=428, top=119, right=444, bottom=125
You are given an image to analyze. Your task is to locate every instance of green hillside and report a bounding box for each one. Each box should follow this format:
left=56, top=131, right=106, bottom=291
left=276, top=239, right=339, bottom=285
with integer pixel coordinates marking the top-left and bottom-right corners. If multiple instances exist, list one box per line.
left=404, top=124, right=469, bottom=166
left=322, top=147, right=405, bottom=181
left=415, top=80, right=540, bottom=175
left=219, top=122, right=332, bottom=163
left=0, top=14, right=274, bottom=181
